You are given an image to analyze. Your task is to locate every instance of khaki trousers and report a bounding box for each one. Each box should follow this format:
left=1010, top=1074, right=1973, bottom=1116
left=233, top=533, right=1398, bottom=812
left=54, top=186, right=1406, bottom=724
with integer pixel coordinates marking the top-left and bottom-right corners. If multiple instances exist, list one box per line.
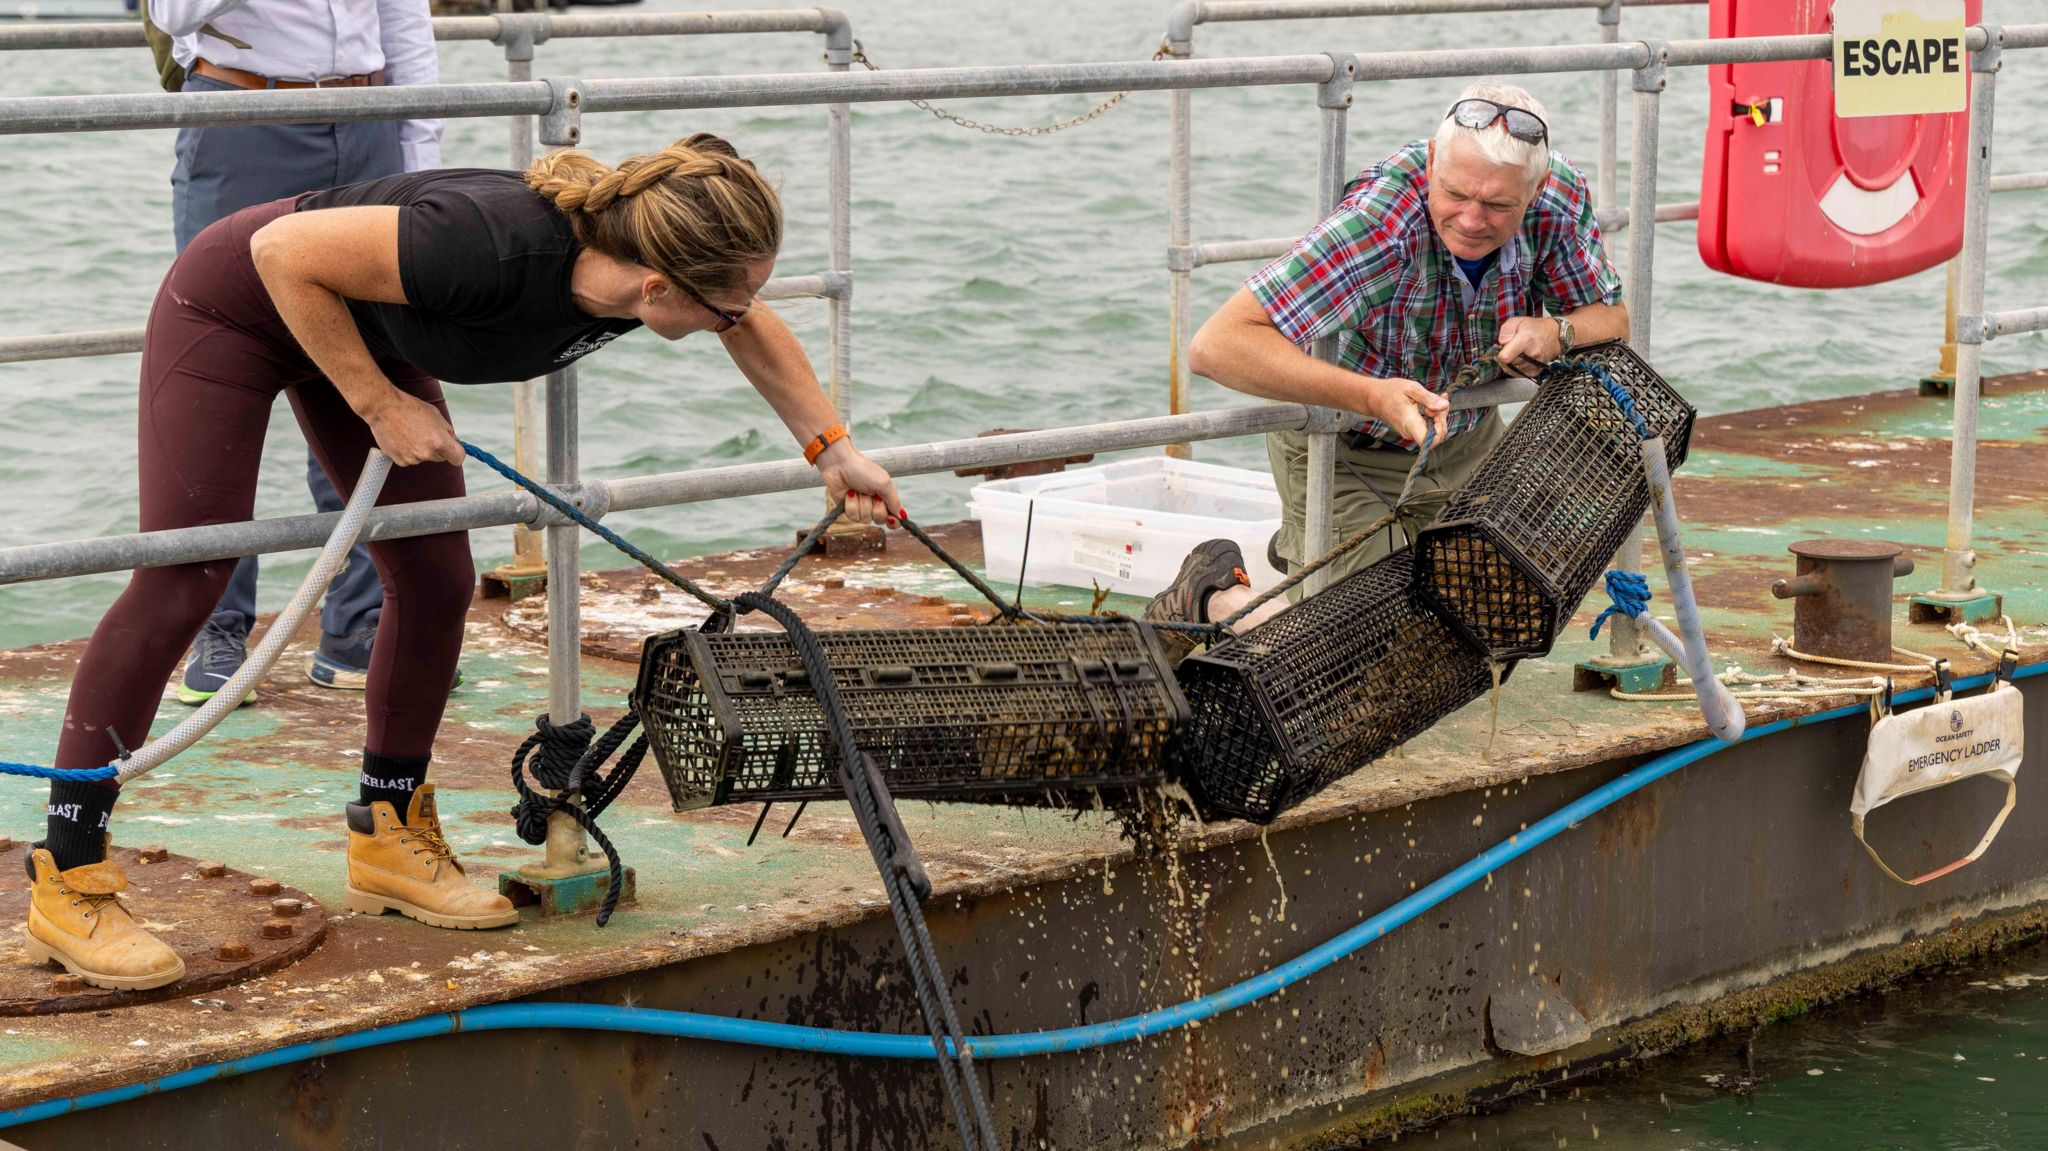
left=1265, top=410, right=1507, bottom=592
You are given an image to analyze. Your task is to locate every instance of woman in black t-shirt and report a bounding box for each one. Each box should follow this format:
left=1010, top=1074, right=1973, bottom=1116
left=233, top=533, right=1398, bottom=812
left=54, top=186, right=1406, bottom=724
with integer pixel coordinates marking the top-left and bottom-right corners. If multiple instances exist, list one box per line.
left=28, top=135, right=900, bottom=990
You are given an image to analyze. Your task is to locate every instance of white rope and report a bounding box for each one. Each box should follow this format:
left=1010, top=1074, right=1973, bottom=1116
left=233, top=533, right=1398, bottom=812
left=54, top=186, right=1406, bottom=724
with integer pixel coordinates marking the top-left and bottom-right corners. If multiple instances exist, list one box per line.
left=1947, top=615, right=2023, bottom=661
left=1770, top=635, right=1939, bottom=675
left=1613, top=665, right=1888, bottom=703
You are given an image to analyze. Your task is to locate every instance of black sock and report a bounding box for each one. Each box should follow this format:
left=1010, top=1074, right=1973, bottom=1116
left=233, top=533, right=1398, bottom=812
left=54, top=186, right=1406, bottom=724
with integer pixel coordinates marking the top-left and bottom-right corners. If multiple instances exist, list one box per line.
left=358, top=750, right=430, bottom=818
left=44, top=780, right=118, bottom=872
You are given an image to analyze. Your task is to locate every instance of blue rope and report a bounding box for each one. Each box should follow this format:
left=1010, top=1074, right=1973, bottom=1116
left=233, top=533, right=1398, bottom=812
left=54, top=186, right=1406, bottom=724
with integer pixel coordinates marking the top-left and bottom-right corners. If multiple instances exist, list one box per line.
left=2, top=440, right=693, bottom=787
left=461, top=441, right=731, bottom=613
left=1588, top=569, right=1651, bottom=641
left=1554, top=356, right=1651, bottom=440
left=0, top=761, right=117, bottom=782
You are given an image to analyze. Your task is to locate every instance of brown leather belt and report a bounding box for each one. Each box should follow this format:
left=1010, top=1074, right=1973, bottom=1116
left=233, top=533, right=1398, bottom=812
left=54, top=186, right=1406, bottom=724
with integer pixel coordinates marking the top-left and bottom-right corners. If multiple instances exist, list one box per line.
left=193, top=58, right=384, bottom=90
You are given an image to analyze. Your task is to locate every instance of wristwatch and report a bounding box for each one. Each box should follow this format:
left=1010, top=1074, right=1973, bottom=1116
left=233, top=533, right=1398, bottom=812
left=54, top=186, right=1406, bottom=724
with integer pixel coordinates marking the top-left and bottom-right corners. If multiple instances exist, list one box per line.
left=1553, top=313, right=1576, bottom=353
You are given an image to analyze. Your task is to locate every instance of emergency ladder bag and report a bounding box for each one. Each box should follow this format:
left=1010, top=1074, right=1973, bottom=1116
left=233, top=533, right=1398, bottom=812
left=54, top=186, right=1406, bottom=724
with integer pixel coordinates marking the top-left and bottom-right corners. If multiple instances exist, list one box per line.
left=1852, top=662, right=2024, bottom=886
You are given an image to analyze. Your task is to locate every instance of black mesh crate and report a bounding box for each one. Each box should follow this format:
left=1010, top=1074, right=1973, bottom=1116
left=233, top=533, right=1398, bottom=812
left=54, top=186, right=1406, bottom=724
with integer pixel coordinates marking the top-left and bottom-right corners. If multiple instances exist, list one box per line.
left=632, top=621, right=1189, bottom=809
left=1413, top=341, right=1695, bottom=661
left=1173, top=550, right=1508, bottom=824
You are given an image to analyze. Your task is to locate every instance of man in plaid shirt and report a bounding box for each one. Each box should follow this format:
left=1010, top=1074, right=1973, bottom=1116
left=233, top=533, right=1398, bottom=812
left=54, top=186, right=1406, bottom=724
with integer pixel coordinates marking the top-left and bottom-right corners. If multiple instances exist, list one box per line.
left=1147, top=80, right=1628, bottom=657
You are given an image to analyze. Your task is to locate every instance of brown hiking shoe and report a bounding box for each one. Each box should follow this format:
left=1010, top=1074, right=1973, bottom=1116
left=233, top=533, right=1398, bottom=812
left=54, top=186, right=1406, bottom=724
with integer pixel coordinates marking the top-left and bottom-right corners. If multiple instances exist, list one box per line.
left=344, top=785, right=518, bottom=930
left=1144, top=538, right=1251, bottom=664
left=24, top=848, right=185, bottom=991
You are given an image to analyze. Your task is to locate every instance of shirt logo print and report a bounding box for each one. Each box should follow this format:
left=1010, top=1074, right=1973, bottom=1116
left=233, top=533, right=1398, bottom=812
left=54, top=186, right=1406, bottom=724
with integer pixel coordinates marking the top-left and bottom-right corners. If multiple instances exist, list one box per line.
left=555, top=331, right=622, bottom=363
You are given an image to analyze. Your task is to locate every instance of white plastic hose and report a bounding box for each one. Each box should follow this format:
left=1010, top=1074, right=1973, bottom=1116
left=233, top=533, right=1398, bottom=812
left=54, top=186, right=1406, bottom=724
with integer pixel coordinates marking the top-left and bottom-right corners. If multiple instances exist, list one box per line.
left=1638, top=437, right=1746, bottom=743
left=117, top=450, right=393, bottom=782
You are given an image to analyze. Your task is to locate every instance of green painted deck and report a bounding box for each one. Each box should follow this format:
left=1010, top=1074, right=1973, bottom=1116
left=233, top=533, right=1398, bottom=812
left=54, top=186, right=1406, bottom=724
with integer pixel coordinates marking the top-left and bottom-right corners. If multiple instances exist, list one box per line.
left=0, top=368, right=2044, bottom=1109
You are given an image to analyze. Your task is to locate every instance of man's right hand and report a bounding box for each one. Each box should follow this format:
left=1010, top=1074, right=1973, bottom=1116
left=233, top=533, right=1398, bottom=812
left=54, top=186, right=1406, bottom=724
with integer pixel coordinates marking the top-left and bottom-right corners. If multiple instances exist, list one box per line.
left=1362, top=377, right=1451, bottom=446
left=362, top=389, right=464, bottom=467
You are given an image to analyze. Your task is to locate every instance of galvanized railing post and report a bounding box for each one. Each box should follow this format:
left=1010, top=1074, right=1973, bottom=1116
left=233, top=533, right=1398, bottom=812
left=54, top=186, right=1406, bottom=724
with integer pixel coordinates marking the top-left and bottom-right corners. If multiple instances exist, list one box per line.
left=505, top=81, right=611, bottom=909
left=496, top=362, right=617, bottom=906
left=1303, top=54, right=1356, bottom=597
left=1165, top=6, right=1198, bottom=457
left=1596, top=0, right=1620, bottom=210
left=488, top=13, right=552, bottom=600
left=1576, top=37, right=1666, bottom=690
left=1607, top=39, right=1669, bottom=666
left=1916, top=24, right=2004, bottom=625
left=822, top=9, right=854, bottom=424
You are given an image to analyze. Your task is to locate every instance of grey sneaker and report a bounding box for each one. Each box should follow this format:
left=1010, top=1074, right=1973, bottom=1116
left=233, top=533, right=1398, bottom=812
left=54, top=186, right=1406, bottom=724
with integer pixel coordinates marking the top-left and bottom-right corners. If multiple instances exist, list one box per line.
left=177, top=618, right=255, bottom=706
left=309, top=625, right=464, bottom=692
left=1144, top=539, right=1250, bottom=664
left=308, top=625, right=374, bottom=691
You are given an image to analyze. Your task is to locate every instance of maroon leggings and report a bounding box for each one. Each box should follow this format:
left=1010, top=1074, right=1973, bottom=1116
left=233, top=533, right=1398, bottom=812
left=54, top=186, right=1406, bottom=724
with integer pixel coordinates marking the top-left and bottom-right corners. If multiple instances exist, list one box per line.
left=54, top=198, right=472, bottom=773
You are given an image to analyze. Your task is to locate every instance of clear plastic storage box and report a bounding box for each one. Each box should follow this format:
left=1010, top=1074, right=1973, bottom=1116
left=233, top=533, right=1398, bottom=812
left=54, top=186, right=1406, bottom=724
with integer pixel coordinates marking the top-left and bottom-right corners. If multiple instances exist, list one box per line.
left=967, top=457, right=1286, bottom=597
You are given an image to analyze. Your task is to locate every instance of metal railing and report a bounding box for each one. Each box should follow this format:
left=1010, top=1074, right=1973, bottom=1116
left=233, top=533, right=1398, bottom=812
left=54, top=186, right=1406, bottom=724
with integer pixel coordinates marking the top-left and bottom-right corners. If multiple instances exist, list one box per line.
left=0, top=8, right=857, bottom=596
left=2, top=17, right=2045, bottom=872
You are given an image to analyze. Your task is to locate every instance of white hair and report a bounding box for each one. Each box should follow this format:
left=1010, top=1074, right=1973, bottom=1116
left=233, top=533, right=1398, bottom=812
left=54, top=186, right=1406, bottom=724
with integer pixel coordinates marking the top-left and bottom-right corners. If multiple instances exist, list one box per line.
left=1434, top=79, right=1551, bottom=187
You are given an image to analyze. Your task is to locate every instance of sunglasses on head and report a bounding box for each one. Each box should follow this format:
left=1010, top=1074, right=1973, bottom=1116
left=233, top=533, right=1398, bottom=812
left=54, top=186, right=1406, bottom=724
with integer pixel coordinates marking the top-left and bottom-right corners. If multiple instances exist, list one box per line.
left=1445, top=98, right=1549, bottom=146
left=679, top=283, right=751, bottom=333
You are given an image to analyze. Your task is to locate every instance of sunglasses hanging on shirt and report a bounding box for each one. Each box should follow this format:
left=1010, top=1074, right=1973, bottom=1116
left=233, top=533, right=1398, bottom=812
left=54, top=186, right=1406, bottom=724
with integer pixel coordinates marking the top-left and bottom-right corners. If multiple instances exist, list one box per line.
left=1445, top=98, right=1549, bottom=146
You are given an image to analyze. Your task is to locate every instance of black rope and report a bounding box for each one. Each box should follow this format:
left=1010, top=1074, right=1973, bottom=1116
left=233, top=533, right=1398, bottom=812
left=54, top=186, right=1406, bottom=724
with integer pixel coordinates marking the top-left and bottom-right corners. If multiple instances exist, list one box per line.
left=757, top=503, right=847, bottom=602
left=508, top=712, right=645, bottom=927
left=464, top=441, right=733, bottom=613
left=735, top=591, right=999, bottom=1151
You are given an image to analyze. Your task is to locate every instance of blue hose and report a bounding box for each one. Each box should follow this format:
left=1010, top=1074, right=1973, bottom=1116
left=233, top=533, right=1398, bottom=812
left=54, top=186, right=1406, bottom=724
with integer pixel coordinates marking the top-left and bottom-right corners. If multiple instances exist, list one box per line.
left=2, top=662, right=2033, bottom=1129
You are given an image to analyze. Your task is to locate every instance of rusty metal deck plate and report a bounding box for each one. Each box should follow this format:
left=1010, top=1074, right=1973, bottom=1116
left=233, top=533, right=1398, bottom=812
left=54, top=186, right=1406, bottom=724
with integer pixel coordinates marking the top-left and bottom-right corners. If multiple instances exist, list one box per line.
left=0, top=845, right=323, bottom=1015
left=0, top=370, right=2043, bottom=1120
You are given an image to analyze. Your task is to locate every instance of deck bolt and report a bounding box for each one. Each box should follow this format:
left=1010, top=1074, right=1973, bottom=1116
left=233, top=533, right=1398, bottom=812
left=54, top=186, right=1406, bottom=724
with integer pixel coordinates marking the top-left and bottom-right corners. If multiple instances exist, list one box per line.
left=0, top=837, right=14, bottom=853
left=217, top=941, right=253, bottom=961
left=196, top=861, right=227, bottom=878
left=921, top=594, right=947, bottom=606
left=136, top=844, right=170, bottom=864
left=50, top=975, right=86, bottom=993
left=249, top=878, right=283, bottom=897
left=260, top=920, right=294, bottom=940
left=270, top=898, right=303, bottom=918
left=822, top=577, right=845, bottom=590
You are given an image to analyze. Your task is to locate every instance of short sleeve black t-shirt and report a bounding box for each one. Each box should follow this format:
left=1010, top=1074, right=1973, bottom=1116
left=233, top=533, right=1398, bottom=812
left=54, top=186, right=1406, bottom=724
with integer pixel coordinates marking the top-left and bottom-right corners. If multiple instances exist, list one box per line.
left=298, top=169, right=641, bottom=384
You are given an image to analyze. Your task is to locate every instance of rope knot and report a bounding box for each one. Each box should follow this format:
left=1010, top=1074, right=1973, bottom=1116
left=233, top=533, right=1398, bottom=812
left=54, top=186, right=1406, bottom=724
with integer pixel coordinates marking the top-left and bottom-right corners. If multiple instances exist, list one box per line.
left=511, top=712, right=597, bottom=845
left=504, top=709, right=648, bottom=927
left=1589, top=569, right=1652, bottom=641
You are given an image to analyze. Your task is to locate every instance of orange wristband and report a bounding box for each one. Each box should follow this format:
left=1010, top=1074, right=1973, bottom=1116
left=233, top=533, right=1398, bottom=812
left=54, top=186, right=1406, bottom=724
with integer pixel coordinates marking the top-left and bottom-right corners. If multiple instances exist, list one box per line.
left=802, top=423, right=848, bottom=465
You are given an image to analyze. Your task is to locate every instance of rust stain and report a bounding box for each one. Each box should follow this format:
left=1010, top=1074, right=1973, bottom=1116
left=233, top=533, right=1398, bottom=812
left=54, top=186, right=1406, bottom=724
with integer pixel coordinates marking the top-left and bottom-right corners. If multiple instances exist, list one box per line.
left=1361, top=1037, right=1389, bottom=1092
left=0, top=845, right=325, bottom=1016
left=1590, top=787, right=1660, bottom=858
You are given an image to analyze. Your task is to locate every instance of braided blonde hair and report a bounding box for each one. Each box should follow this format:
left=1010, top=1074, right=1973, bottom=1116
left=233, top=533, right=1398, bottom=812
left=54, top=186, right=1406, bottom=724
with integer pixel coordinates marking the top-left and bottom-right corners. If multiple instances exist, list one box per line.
left=525, top=133, right=783, bottom=299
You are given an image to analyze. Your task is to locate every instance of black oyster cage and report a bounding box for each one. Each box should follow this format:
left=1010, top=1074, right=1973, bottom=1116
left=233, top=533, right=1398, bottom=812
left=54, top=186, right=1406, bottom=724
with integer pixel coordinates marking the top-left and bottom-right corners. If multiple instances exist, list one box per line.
left=1414, top=341, right=1695, bottom=662
left=633, top=620, right=1189, bottom=810
left=1173, top=549, right=1511, bottom=825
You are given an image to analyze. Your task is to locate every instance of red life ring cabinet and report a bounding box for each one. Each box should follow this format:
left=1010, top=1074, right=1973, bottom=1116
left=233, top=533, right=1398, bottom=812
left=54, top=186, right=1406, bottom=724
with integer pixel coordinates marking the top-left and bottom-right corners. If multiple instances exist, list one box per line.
left=1698, top=0, right=1978, bottom=288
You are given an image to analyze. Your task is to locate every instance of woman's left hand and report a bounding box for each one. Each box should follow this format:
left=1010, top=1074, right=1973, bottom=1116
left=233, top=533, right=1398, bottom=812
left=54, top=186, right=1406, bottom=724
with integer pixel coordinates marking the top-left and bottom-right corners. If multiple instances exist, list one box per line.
left=815, top=440, right=904, bottom=527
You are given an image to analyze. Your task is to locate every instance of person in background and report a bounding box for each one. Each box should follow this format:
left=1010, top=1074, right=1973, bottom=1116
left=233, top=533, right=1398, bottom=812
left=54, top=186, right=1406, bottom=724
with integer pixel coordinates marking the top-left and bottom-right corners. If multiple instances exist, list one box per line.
left=149, top=0, right=445, bottom=703
left=1145, top=80, right=1628, bottom=660
left=28, top=134, right=901, bottom=991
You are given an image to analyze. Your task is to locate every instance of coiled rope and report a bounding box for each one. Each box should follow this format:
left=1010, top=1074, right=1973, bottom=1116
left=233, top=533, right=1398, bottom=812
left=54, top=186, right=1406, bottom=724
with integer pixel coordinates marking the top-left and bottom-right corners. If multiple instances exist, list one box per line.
left=1588, top=570, right=1651, bottom=641
left=506, top=711, right=652, bottom=928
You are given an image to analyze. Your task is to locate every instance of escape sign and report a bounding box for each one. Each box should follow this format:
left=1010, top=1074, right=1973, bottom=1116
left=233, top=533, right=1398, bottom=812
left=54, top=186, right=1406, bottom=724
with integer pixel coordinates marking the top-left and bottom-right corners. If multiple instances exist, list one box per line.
left=1833, top=0, right=1968, bottom=118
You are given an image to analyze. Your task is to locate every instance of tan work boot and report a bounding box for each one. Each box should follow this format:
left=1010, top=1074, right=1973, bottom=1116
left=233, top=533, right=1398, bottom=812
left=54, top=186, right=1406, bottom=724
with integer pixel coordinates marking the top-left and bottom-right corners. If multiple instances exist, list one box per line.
left=344, top=785, right=518, bottom=930
left=23, top=848, right=186, bottom=991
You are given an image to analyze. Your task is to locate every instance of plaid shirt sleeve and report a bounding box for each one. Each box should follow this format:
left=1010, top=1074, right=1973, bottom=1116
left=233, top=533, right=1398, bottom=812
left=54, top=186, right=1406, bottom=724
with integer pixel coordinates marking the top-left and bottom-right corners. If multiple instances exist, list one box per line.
left=1533, top=156, right=1624, bottom=315
left=1243, top=171, right=1418, bottom=347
